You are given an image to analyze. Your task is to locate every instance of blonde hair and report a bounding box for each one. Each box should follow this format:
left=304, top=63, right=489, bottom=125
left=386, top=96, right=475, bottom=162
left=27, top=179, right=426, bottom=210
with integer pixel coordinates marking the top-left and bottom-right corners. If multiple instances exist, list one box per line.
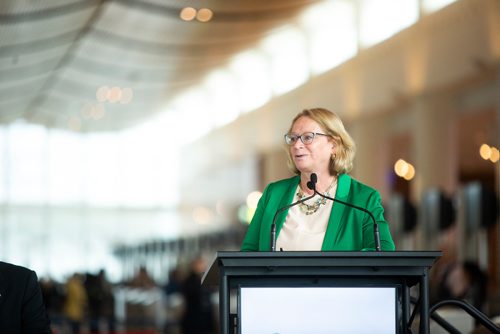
left=285, top=108, right=356, bottom=175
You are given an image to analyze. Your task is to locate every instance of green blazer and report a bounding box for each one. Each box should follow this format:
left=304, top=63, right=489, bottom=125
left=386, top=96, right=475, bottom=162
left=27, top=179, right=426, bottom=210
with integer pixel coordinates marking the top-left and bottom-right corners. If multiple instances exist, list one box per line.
left=241, top=174, right=395, bottom=251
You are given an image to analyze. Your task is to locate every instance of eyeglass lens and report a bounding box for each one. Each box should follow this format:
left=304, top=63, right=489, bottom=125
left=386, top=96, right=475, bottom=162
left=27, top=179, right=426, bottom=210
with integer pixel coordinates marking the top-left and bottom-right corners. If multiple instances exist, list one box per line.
left=285, top=132, right=316, bottom=145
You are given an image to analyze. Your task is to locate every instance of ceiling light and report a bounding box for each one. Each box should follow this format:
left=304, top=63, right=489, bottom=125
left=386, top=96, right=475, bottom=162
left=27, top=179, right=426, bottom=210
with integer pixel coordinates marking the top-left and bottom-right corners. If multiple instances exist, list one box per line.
left=91, top=104, right=106, bottom=120
left=197, top=8, right=213, bottom=22
left=403, top=163, right=415, bottom=181
left=96, top=86, right=109, bottom=102
left=394, top=159, right=408, bottom=177
left=489, top=147, right=499, bottom=163
left=180, top=7, right=197, bottom=21
left=479, top=143, right=491, bottom=160
left=108, top=87, right=122, bottom=103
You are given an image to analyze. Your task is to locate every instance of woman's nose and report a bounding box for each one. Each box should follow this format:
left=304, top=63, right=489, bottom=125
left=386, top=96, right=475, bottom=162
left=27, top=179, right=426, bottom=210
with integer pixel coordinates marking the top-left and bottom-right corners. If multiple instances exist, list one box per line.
left=292, top=138, right=304, bottom=148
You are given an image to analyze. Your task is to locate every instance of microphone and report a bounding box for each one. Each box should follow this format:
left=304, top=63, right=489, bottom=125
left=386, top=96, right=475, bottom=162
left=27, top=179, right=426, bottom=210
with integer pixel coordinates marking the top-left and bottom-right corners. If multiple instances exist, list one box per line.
left=270, top=180, right=317, bottom=252
left=307, top=173, right=382, bottom=252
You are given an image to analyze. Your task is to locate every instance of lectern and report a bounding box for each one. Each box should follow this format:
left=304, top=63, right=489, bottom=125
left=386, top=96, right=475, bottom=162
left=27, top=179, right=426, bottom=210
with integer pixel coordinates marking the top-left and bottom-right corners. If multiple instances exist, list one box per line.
left=202, top=251, right=441, bottom=334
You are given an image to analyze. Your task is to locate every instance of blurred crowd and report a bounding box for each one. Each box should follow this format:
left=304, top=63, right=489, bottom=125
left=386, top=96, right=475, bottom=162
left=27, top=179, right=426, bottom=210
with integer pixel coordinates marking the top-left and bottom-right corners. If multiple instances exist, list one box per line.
left=39, top=256, right=216, bottom=334
left=37, top=247, right=497, bottom=334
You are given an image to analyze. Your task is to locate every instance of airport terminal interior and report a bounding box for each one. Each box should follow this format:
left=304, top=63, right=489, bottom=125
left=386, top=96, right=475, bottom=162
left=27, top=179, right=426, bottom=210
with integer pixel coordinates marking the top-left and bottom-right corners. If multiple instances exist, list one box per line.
left=0, top=0, right=499, bottom=333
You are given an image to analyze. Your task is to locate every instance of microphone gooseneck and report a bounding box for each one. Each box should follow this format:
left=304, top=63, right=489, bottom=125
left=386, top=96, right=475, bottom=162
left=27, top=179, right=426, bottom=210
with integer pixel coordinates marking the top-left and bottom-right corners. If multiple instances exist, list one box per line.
left=308, top=173, right=382, bottom=252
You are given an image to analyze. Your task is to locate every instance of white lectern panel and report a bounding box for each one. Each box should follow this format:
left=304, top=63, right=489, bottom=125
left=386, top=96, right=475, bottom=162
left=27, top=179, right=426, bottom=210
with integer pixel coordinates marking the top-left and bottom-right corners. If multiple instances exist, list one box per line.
left=240, top=287, right=396, bottom=334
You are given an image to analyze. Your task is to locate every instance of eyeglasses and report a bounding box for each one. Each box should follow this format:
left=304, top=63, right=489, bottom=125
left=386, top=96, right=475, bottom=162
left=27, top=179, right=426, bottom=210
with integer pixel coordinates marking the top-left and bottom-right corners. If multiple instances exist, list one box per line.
left=284, top=132, right=330, bottom=145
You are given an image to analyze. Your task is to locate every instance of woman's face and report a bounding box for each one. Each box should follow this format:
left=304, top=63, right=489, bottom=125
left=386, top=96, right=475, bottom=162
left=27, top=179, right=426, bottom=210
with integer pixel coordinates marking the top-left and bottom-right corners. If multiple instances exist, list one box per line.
left=289, top=116, right=335, bottom=175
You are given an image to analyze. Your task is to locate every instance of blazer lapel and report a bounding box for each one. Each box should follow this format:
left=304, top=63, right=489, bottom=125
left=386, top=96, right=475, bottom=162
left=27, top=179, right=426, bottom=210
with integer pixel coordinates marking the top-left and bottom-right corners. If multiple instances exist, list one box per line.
left=322, top=174, right=352, bottom=250
left=275, top=176, right=300, bottom=236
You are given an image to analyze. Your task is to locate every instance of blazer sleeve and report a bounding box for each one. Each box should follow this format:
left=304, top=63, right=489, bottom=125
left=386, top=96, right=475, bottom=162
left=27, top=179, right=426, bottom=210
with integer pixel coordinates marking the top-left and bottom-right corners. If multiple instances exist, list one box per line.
left=362, top=190, right=396, bottom=251
left=22, top=270, right=51, bottom=334
left=240, top=183, right=272, bottom=251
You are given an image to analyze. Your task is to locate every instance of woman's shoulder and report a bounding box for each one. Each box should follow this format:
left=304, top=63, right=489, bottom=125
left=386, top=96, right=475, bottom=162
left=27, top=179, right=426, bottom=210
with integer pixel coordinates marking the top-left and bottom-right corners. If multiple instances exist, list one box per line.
left=266, top=175, right=299, bottom=191
left=340, top=174, right=379, bottom=197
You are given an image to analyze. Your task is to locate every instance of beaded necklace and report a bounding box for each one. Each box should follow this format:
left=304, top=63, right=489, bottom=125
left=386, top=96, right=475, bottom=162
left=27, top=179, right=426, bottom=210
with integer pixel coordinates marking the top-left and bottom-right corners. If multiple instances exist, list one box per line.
left=296, top=177, right=337, bottom=215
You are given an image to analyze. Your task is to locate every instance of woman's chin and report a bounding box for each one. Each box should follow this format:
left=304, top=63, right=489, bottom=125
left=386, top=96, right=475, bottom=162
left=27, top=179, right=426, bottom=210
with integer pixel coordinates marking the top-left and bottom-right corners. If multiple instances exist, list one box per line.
left=295, top=165, right=312, bottom=174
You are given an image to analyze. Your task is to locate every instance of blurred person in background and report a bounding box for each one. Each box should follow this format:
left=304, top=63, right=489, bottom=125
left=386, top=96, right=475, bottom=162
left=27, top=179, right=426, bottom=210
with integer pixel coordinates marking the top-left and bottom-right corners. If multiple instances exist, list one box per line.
left=40, top=277, right=65, bottom=331
left=163, top=267, right=184, bottom=334
left=126, top=266, right=158, bottom=330
left=0, top=261, right=51, bottom=333
left=130, top=266, right=156, bottom=289
left=97, top=269, right=116, bottom=333
left=63, top=273, right=88, bottom=334
left=181, top=256, right=215, bottom=334
left=241, top=108, right=395, bottom=252
left=86, top=269, right=116, bottom=334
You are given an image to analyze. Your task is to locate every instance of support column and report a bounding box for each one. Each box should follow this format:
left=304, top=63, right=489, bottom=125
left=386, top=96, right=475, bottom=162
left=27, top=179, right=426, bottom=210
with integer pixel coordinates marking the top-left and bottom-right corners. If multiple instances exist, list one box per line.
left=412, top=94, right=457, bottom=249
left=413, top=95, right=457, bottom=196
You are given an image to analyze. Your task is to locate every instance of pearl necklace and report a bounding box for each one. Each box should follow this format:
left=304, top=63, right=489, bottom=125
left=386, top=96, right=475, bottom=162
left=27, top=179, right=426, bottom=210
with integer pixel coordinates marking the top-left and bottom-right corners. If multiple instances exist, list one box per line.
left=296, top=177, right=337, bottom=215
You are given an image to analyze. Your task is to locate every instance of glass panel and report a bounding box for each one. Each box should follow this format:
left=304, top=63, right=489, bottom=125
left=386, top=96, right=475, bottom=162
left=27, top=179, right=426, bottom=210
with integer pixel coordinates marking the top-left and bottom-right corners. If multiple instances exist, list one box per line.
left=82, top=133, right=119, bottom=206
left=229, top=50, right=272, bottom=113
left=8, top=123, right=47, bottom=204
left=422, top=0, right=457, bottom=14
left=261, top=26, right=309, bottom=95
left=359, top=0, right=419, bottom=48
left=48, top=129, right=84, bottom=204
left=204, top=69, right=241, bottom=127
left=300, top=0, right=357, bottom=74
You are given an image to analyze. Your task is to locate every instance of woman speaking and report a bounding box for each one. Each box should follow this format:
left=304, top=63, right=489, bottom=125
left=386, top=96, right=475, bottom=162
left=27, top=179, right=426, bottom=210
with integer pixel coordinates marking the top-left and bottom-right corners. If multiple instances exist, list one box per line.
left=241, top=107, right=395, bottom=252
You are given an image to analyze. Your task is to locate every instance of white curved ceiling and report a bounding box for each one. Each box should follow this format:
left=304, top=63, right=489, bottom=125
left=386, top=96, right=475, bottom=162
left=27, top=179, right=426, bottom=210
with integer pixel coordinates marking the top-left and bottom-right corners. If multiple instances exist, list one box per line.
left=0, top=0, right=316, bottom=132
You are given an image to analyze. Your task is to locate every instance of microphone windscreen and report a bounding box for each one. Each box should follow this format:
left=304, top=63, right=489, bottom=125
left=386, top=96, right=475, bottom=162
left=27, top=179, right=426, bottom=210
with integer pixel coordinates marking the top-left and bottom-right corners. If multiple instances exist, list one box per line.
left=311, top=173, right=318, bottom=184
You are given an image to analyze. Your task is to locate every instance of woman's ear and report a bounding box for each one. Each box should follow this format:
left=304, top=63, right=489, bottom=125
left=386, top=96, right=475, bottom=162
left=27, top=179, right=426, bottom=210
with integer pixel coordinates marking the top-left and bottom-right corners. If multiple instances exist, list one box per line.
left=331, top=145, right=337, bottom=158
left=331, top=138, right=338, bottom=152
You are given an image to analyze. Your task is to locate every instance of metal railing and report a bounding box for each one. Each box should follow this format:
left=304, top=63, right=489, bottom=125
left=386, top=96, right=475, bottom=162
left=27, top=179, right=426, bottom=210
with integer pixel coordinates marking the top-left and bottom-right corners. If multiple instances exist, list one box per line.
left=408, top=297, right=499, bottom=333
left=428, top=299, right=500, bottom=334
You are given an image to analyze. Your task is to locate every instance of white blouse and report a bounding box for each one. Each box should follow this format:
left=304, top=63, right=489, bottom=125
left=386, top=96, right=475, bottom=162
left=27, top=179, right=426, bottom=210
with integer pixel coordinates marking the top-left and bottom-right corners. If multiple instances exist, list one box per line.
left=276, top=184, right=337, bottom=251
